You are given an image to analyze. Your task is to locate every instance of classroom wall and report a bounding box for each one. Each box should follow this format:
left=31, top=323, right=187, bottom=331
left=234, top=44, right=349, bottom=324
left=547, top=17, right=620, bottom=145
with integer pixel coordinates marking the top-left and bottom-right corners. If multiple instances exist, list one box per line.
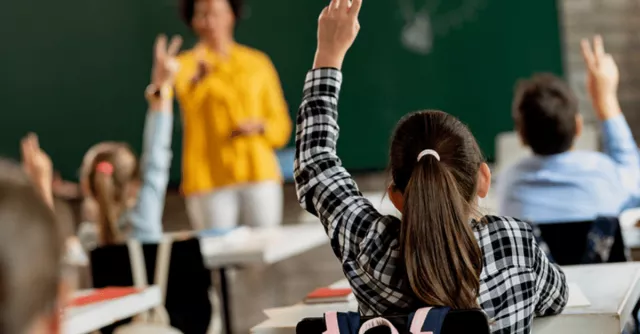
left=561, top=0, right=640, bottom=135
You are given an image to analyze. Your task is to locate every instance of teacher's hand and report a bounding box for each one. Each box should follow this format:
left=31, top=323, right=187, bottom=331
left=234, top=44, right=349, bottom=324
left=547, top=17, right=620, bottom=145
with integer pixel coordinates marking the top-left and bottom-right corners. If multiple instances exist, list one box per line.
left=314, top=0, right=363, bottom=70
left=231, top=121, right=265, bottom=138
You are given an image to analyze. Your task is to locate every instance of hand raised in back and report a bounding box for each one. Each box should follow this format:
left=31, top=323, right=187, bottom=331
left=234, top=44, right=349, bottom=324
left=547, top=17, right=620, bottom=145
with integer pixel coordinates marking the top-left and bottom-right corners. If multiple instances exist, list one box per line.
left=151, top=34, right=183, bottom=87
left=581, top=35, right=621, bottom=119
left=21, top=133, right=54, bottom=207
left=314, top=0, right=363, bottom=69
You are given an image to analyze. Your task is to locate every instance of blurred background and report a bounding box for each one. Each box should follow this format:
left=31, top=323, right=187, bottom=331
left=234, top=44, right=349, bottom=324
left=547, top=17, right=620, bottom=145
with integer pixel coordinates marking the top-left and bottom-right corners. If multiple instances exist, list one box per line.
left=3, top=0, right=640, bottom=332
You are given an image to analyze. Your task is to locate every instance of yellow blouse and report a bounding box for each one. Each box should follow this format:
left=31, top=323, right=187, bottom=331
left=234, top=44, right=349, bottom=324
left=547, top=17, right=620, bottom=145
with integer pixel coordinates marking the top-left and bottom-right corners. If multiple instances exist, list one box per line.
left=175, top=43, right=291, bottom=196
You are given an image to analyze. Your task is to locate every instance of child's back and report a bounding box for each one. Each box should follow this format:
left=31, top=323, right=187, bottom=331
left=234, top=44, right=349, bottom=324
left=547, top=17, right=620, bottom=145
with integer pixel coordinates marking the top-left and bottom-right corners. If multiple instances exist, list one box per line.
left=294, top=2, right=568, bottom=332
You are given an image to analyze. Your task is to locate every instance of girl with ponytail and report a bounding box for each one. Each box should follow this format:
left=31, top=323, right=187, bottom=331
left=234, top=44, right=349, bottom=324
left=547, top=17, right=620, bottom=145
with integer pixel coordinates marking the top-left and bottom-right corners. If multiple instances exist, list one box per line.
left=294, top=1, right=568, bottom=332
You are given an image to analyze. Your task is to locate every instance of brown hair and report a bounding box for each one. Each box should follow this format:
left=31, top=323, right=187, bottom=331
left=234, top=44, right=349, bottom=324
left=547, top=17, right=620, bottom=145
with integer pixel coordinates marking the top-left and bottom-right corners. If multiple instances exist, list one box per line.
left=512, top=73, right=579, bottom=156
left=390, top=111, right=483, bottom=309
left=80, top=143, right=140, bottom=245
left=0, top=159, right=63, bottom=334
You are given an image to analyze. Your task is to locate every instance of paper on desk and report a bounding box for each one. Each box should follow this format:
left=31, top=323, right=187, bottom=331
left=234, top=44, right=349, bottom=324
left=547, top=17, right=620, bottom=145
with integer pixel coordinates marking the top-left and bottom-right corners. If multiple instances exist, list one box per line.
left=263, top=302, right=358, bottom=324
left=567, top=282, right=590, bottom=307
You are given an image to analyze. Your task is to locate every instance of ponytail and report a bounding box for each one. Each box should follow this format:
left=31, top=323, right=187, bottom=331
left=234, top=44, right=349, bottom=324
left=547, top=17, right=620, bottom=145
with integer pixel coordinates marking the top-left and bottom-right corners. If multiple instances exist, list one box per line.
left=93, top=172, right=125, bottom=245
left=400, top=156, right=482, bottom=309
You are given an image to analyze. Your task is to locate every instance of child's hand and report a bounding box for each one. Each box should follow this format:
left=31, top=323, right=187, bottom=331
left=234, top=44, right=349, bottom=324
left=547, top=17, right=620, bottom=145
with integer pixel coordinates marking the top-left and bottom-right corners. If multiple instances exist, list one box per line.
left=21, top=133, right=54, bottom=208
left=151, top=34, right=183, bottom=88
left=314, top=0, right=363, bottom=69
left=581, top=35, right=621, bottom=120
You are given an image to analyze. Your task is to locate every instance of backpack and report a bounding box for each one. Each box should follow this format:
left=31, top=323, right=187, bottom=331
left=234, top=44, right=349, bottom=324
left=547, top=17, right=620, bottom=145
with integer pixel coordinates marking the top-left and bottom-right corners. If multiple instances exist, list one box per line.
left=323, top=307, right=450, bottom=334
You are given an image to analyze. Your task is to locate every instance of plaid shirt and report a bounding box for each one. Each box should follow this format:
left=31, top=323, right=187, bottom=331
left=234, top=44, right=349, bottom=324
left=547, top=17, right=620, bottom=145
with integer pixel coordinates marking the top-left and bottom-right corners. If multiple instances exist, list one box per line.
left=294, top=68, right=568, bottom=333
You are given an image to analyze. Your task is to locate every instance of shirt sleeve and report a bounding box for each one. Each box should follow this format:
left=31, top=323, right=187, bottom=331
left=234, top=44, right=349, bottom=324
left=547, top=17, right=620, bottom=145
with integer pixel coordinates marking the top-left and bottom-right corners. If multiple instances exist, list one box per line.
left=129, top=111, right=173, bottom=242
left=294, top=68, right=387, bottom=263
left=601, top=114, right=640, bottom=196
left=532, top=234, right=568, bottom=316
left=261, top=58, right=292, bottom=148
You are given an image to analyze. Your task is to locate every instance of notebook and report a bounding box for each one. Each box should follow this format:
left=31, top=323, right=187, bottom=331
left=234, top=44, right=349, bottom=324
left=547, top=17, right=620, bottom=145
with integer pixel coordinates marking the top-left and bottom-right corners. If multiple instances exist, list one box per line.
left=70, top=287, right=140, bottom=307
left=304, top=287, right=355, bottom=304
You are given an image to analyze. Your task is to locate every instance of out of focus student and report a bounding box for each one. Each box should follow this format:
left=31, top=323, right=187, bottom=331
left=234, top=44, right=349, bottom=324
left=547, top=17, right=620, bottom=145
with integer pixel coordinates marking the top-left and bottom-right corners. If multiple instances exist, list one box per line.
left=497, top=36, right=640, bottom=223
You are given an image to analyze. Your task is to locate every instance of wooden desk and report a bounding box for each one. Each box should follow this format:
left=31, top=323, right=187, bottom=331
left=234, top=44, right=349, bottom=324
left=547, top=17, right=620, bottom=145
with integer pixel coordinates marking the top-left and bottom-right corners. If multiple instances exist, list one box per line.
left=64, top=286, right=161, bottom=334
left=252, top=263, right=640, bottom=334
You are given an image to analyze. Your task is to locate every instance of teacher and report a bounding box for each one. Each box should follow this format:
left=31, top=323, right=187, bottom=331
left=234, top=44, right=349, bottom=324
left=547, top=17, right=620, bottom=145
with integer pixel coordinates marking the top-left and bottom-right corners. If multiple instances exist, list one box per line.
left=176, top=0, right=292, bottom=230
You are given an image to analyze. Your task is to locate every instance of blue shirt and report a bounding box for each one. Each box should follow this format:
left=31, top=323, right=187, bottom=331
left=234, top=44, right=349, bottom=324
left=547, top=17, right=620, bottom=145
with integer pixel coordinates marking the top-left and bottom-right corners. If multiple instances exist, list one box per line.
left=496, top=115, right=640, bottom=223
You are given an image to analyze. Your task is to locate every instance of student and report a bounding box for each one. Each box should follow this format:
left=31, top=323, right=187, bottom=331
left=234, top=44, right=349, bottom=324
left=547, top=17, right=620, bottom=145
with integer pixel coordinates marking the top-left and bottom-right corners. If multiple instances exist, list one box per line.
left=71, top=35, right=180, bottom=249
left=0, top=159, right=65, bottom=334
left=497, top=36, right=640, bottom=223
left=294, top=1, right=568, bottom=333
left=176, top=0, right=292, bottom=231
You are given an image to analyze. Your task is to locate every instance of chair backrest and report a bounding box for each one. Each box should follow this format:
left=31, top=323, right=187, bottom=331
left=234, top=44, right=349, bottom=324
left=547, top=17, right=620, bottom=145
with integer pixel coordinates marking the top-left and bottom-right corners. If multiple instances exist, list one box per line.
left=535, top=217, right=628, bottom=265
left=296, top=309, right=490, bottom=334
left=90, top=238, right=212, bottom=334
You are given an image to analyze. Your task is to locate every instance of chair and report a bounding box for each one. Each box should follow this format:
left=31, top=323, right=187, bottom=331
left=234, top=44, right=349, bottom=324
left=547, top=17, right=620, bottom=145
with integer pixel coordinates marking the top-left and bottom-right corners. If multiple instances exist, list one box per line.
left=91, top=237, right=212, bottom=334
left=296, top=309, right=490, bottom=334
left=534, top=216, right=629, bottom=265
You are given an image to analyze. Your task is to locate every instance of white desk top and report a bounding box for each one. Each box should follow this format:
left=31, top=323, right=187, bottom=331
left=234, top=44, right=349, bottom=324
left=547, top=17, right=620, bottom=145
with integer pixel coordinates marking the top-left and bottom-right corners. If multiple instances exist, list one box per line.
left=64, top=286, right=161, bottom=334
left=200, top=223, right=330, bottom=268
left=533, top=262, right=640, bottom=334
left=252, top=262, right=640, bottom=334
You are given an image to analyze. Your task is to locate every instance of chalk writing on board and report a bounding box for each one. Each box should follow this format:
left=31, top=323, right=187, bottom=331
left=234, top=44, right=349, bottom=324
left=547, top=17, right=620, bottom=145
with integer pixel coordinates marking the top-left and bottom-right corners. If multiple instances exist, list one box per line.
left=399, top=0, right=487, bottom=55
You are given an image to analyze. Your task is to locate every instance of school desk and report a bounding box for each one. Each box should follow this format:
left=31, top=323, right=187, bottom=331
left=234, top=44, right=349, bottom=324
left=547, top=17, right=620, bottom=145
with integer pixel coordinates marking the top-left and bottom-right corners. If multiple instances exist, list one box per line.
left=251, top=262, right=640, bottom=334
left=64, top=285, right=161, bottom=334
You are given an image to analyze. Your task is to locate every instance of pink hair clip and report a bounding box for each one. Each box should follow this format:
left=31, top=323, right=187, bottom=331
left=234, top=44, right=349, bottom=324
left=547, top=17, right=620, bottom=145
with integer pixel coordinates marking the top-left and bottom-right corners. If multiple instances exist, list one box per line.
left=95, top=161, right=114, bottom=176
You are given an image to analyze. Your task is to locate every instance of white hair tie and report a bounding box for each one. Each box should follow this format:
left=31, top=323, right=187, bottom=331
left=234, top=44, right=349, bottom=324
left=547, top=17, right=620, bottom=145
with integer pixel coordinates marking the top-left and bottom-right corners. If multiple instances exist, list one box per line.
left=417, top=149, right=440, bottom=162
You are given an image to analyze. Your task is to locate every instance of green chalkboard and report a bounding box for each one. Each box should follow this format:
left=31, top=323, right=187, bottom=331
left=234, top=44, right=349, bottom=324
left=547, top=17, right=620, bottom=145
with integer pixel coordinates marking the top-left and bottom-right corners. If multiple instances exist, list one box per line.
left=1, top=0, right=563, bottom=182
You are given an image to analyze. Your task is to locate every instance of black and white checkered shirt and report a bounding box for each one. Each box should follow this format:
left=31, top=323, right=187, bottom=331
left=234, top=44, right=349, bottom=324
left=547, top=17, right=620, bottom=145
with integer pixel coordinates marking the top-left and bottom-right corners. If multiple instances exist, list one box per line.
left=294, top=68, right=568, bottom=333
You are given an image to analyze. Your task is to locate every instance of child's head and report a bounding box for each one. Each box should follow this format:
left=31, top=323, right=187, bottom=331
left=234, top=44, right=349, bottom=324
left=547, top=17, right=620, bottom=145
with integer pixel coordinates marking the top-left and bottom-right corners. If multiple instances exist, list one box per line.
left=80, top=142, right=140, bottom=245
left=0, top=159, right=63, bottom=334
left=512, top=73, right=582, bottom=156
left=386, top=110, right=490, bottom=309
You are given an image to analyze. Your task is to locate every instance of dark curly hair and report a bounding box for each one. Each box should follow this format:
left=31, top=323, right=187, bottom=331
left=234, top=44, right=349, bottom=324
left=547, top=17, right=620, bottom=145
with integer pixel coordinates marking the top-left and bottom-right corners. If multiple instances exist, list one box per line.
left=180, top=0, right=243, bottom=27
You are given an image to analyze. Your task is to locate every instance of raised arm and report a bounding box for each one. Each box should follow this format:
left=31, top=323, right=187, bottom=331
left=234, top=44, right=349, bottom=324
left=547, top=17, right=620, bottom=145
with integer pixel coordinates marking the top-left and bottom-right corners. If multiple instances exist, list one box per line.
left=129, top=35, right=181, bottom=241
left=581, top=36, right=640, bottom=195
left=295, top=0, right=390, bottom=257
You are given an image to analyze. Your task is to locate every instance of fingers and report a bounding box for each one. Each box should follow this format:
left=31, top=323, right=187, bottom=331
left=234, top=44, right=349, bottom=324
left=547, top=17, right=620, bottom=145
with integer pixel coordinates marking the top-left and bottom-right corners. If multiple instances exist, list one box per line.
left=580, top=38, right=596, bottom=71
left=593, top=35, right=605, bottom=62
left=155, top=34, right=167, bottom=60
left=330, top=0, right=339, bottom=10
left=337, top=0, right=348, bottom=11
left=167, top=35, right=183, bottom=57
left=349, top=0, right=363, bottom=17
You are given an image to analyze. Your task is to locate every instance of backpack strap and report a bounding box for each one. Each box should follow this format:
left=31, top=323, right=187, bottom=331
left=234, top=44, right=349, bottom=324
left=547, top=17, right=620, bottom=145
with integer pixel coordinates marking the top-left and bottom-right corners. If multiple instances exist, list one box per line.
left=324, top=312, right=340, bottom=334
left=323, top=311, right=361, bottom=334
left=359, top=317, right=400, bottom=334
left=409, top=307, right=450, bottom=334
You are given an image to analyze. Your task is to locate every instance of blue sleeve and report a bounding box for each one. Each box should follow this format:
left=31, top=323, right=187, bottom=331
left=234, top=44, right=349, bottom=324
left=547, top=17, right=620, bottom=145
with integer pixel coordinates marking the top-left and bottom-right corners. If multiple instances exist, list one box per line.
left=602, top=115, right=640, bottom=197
left=129, top=111, right=173, bottom=242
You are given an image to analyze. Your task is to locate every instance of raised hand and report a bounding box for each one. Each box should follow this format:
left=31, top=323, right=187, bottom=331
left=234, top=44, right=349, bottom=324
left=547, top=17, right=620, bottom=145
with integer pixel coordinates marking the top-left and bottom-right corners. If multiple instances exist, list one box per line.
left=151, top=34, right=183, bottom=87
left=21, top=133, right=54, bottom=208
left=581, top=35, right=621, bottom=120
left=314, top=0, right=363, bottom=69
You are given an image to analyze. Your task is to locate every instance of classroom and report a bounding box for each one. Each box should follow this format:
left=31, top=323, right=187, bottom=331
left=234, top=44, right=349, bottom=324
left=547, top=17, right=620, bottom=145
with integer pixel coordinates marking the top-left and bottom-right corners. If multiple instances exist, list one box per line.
left=2, top=0, right=640, bottom=333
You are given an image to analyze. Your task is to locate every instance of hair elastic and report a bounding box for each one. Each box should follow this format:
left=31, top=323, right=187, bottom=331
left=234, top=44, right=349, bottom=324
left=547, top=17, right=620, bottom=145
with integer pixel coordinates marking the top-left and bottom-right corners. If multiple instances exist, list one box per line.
left=95, top=161, right=114, bottom=176
left=417, top=149, right=440, bottom=162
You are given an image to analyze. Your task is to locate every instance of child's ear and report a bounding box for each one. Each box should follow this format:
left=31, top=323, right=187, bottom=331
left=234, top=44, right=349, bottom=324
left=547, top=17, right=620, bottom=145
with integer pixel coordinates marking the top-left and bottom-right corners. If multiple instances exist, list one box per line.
left=387, top=185, right=404, bottom=212
left=476, top=163, right=491, bottom=199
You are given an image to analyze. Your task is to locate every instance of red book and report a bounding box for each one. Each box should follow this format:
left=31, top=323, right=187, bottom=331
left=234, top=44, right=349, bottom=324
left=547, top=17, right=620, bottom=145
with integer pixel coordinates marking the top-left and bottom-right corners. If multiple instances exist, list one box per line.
left=70, top=287, right=140, bottom=307
left=304, top=287, right=354, bottom=304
